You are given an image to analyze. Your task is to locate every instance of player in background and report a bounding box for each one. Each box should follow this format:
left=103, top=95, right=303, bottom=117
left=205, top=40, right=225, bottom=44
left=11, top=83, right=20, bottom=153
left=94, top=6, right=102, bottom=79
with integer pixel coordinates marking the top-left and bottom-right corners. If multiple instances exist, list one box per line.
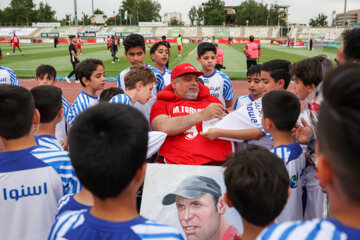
left=65, top=35, right=80, bottom=84
left=177, top=34, right=183, bottom=60
left=11, top=33, right=23, bottom=55
left=106, top=36, right=111, bottom=52
left=117, top=33, right=165, bottom=124
left=34, top=65, right=71, bottom=148
left=150, top=41, right=171, bottom=86
left=244, top=35, right=261, bottom=71
left=225, top=145, right=290, bottom=240
left=110, top=35, right=119, bottom=64
left=0, top=64, right=19, bottom=86
left=234, top=64, right=264, bottom=110
left=110, top=65, right=155, bottom=106
left=258, top=64, right=360, bottom=240
left=48, top=103, right=183, bottom=240
left=261, top=90, right=305, bottom=222
left=68, top=59, right=106, bottom=127
left=76, top=36, right=82, bottom=55
left=197, top=42, right=234, bottom=109
left=0, top=85, right=63, bottom=240
left=214, top=43, right=224, bottom=71
left=161, top=35, right=171, bottom=68
left=54, top=35, right=59, bottom=48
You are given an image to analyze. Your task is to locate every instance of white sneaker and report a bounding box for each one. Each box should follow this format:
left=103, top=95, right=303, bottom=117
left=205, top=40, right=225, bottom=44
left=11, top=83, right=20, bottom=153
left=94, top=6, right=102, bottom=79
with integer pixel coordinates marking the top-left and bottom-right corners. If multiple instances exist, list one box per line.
left=112, top=61, right=115, bottom=64
left=75, top=80, right=80, bottom=84
left=65, top=77, right=71, bottom=83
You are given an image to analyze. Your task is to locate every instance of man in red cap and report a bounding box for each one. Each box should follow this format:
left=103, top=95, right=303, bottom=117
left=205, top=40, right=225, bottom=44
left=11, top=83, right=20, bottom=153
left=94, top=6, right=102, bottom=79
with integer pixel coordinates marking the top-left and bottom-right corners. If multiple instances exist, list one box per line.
left=150, top=63, right=233, bottom=165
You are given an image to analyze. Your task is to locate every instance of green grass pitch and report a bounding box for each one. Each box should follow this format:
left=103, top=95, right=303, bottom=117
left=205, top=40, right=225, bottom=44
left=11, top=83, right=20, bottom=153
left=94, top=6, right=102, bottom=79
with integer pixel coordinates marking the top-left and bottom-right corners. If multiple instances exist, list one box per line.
left=0, top=42, right=337, bottom=80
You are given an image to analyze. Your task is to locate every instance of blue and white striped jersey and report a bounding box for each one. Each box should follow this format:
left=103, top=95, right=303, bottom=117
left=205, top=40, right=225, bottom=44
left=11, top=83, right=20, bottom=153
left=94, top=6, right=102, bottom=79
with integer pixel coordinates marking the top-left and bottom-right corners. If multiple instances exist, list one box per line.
left=233, top=94, right=254, bottom=110
left=31, top=147, right=80, bottom=195
left=35, top=135, right=63, bottom=151
left=0, top=65, right=19, bottom=86
left=161, top=66, right=172, bottom=86
left=56, top=194, right=91, bottom=218
left=68, top=90, right=99, bottom=127
left=49, top=210, right=184, bottom=240
left=109, top=94, right=133, bottom=106
left=55, top=96, right=71, bottom=145
left=0, top=146, right=63, bottom=240
left=257, top=218, right=360, bottom=240
left=198, top=69, right=234, bottom=106
left=271, top=142, right=306, bottom=222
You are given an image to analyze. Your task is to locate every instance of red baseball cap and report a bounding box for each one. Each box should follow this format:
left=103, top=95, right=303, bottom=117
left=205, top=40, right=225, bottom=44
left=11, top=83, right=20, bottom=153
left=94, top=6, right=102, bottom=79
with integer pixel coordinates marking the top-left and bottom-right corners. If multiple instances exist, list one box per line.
left=171, top=63, right=203, bottom=80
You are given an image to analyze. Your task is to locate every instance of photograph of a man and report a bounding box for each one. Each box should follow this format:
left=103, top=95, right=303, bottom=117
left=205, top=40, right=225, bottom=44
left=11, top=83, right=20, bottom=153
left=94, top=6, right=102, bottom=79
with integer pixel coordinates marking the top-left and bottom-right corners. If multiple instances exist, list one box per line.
left=162, top=175, right=240, bottom=240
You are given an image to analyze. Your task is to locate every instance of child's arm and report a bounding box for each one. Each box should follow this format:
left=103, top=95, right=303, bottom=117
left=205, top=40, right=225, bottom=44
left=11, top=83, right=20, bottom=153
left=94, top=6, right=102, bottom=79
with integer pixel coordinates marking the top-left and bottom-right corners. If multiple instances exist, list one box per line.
left=201, top=127, right=265, bottom=141
left=225, top=99, right=234, bottom=109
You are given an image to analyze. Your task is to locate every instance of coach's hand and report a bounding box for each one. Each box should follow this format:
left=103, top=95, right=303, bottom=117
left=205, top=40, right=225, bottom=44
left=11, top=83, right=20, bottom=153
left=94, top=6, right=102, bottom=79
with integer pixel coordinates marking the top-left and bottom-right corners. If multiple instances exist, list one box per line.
left=200, top=103, right=225, bottom=121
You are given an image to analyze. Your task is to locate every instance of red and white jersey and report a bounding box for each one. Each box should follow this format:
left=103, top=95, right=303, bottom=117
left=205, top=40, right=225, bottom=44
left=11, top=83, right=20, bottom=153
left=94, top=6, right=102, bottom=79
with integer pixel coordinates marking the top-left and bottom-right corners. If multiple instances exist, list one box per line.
left=76, top=38, right=81, bottom=45
left=107, top=37, right=111, bottom=45
left=12, top=36, right=19, bottom=43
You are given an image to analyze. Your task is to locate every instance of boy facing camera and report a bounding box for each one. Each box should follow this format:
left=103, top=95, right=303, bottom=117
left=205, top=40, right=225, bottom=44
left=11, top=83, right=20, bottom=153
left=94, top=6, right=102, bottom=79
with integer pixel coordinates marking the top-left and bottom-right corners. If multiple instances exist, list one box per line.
left=49, top=103, right=183, bottom=239
left=261, top=90, right=305, bottom=222
left=224, top=145, right=289, bottom=240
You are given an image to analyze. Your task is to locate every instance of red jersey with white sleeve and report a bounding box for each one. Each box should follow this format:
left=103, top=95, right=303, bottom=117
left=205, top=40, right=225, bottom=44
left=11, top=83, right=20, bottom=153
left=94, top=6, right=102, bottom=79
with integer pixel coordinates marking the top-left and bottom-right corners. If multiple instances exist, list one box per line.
left=150, top=83, right=233, bottom=165
left=76, top=38, right=81, bottom=48
left=12, top=36, right=20, bottom=47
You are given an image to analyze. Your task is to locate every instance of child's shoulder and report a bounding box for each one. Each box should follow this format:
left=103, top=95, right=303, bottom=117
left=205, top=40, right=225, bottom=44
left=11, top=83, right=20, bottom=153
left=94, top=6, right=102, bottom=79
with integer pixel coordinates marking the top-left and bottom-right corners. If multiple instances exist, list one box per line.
left=271, top=142, right=303, bottom=162
left=49, top=209, right=87, bottom=240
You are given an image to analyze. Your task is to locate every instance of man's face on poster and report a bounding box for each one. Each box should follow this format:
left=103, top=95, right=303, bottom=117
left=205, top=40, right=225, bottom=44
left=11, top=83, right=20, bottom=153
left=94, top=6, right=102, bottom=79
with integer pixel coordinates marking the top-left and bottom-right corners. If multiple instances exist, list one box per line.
left=175, top=193, right=221, bottom=240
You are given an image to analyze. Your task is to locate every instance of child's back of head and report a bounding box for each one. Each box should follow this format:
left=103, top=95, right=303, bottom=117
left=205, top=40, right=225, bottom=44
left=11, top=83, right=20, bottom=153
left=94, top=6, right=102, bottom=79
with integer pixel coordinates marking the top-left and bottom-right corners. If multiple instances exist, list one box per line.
left=123, top=34, right=145, bottom=53
left=261, top=60, right=291, bottom=89
left=31, top=85, right=62, bottom=123
left=224, top=145, right=289, bottom=227
left=125, top=64, right=155, bottom=90
left=100, top=87, right=124, bottom=102
left=69, top=103, right=148, bottom=199
left=197, top=42, right=217, bottom=58
left=0, top=85, right=35, bottom=140
left=262, top=90, right=300, bottom=132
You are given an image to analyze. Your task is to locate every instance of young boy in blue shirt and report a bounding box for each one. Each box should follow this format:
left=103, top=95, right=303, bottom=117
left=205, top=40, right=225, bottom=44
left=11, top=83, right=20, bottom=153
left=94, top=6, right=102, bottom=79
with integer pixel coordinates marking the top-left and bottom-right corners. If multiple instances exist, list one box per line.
left=48, top=103, right=183, bottom=240
left=258, top=64, right=360, bottom=240
left=197, top=42, right=234, bottom=109
left=261, top=90, right=305, bottom=222
left=233, top=64, right=264, bottom=110
left=0, top=85, right=63, bottom=240
left=118, top=34, right=165, bottom=123
left=68, top=59, right=106, bottom=126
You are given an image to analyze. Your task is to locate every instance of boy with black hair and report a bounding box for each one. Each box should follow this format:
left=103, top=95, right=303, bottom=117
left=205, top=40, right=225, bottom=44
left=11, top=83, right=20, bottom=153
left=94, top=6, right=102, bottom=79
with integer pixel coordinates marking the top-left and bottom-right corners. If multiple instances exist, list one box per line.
left=261, top=59, right=291, bottom=93
left=65, top=35, right=80, bottom=84
left=197, top=42, right=234, bottom=108
left=258, top=63, right=360, bottom=239
left=0, top=85, right=63, bottom=240
left=31, top=85, right=80, bottom=195
left=150, top=41, right=171, bottom=86
left=99, top=87, right=124, bottom=102
left=48, top=103, right=183, bottom=240
left=233, top=64, right=264, bottom=110
left=224, top=145, right=290, bottom=240
left=68, top=58, right=106, bottom=126
left=35, top=64, right=72, bottom=147
left=117, top=33, right=165, bottom=123
left=161, top=35, right=171, bottom=68
left=111, top=64, right=155, bottom=106
left=261, top=90, right=305, bottom=222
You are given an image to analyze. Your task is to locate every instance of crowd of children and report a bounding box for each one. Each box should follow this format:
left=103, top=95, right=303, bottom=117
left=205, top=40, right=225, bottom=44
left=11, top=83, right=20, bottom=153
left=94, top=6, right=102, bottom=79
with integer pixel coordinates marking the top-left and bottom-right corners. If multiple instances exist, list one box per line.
left=1, top=28, right=360, bottom=240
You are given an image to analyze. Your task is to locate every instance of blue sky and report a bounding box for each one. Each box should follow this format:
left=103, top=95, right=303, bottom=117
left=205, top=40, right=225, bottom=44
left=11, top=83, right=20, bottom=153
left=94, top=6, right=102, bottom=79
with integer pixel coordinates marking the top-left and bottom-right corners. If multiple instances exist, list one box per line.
left=1, top=0, right=359, bottom=25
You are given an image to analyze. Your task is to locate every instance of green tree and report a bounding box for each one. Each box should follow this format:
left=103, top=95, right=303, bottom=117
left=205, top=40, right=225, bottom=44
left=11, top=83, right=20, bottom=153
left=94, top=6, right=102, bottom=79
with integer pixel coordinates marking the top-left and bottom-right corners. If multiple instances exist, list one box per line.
left=120, top=0, right=161, bottom=25
left=188, top=6, right=197, bottom=25
left=1, top=0, right=37, bottom=25
left=234, top=0, right=268, bottom=26
left=203, top=0, right=226, bottom=25
left=268, top=5, right=286, bottom=26
left=309, top=13, right=328, bottom=27
left=36, top=2, right=56, bottom=22
left=169, top=17, right=183, bottom=26
left=93, top=8, right=104, bottom=14
left=196, top=7, right=204, bottom=25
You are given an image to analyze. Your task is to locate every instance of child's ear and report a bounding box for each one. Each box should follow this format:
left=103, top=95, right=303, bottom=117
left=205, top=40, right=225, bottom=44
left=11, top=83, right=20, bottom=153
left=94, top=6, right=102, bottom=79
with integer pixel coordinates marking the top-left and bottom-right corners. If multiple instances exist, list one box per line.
left=315, top=153, right=333, bottom=189
left=135, top=81, right=144, bottom=90
left=82, top=77, right=89, bottom=86
left=308, top=83, right=316, bottom=93
left=278, top=79, right=285, bottom=89
left=196, top=56, right=200, bottom=63
left=56, top=108, right=64, bottom=123
left=134, top=163, right=147, bottom=184
left=264, top=117, right=273, bottom=131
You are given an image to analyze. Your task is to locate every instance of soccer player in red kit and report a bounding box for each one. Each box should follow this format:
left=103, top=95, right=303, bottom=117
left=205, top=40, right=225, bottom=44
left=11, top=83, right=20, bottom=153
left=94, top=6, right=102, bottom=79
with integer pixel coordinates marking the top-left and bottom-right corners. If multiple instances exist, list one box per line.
left=76, top=37, right=82, bottom=55
left=11, top=34, right=23, bottom=55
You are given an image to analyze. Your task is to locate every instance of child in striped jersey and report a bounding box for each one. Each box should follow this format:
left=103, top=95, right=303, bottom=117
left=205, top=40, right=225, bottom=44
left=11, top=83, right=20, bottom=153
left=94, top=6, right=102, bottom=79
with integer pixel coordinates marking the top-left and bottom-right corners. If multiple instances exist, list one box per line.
left=0, top=85, right=63, bottom=240
left=290, top=56, right=332, bottom=220
left=233, top=64, right=264, bottom=110
left=261, top=90, right=305, bottom=222
left=224, top=145, right=290, bottom=240
left=34, top=65, right=71, bottom=148
left=110, top=65, right=155, bottom=106
left=99, top=87, right=124, bottom=102
left=117, top=34, right=165, bottom=123
left=258, top=64, right=360, bottom=240
left=49, top=103, right=183, bottom=240
left=31, top=85, right=80, bottom=195
left=150, top=41, right=171, bottom=86
left=68, top=59, right=106, bottom=127
left=197, top=42, right=234, bottom=109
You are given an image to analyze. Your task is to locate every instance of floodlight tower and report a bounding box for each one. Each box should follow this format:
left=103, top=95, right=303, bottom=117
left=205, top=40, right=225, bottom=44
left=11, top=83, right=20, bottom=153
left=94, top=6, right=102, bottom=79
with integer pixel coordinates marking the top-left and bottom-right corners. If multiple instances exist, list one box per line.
left=343, top=0, right=347, bottom=26
left=92, top=0, right=94, bottom=14
left=74, top=0, right=78, bottom=26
